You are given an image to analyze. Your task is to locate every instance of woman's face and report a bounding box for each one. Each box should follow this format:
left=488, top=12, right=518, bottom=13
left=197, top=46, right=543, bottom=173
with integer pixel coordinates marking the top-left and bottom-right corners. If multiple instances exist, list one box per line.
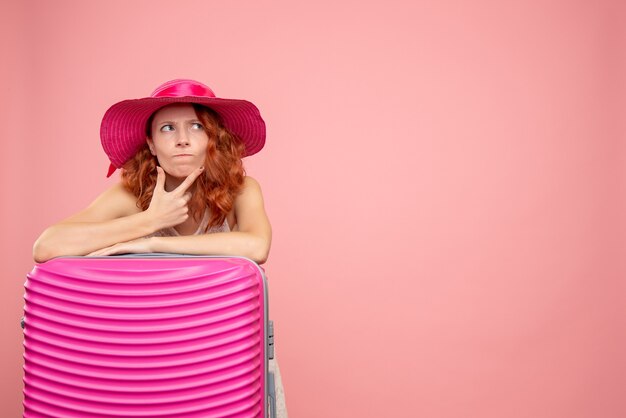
left=146, top=103, right=209, bottom=179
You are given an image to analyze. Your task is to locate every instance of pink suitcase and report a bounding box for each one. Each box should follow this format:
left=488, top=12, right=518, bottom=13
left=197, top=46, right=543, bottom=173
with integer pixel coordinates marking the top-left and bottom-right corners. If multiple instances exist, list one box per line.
left=23, top=255, right=276, bottom=418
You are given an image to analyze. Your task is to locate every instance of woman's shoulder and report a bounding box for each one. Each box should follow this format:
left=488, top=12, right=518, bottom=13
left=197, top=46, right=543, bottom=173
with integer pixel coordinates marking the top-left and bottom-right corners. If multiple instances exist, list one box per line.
left=233, top=176, right=267, bottom=212
left=232, top=176, right=265, bottom=211
left=108, top=182, right=141, bottom=213
left=235, top=176, right=266, bottom=204
left=60, top=182, right=140, bottom=224
left=241, top=175, right=262, bottom=192
left=95, top=182, right=137, bottom=205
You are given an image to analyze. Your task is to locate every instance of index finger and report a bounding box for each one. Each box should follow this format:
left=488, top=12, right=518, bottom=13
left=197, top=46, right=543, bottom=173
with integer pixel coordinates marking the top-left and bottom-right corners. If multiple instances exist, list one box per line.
left=174, top=166, right=205, bottom=194
left=154, top=166, right=166, bottom=192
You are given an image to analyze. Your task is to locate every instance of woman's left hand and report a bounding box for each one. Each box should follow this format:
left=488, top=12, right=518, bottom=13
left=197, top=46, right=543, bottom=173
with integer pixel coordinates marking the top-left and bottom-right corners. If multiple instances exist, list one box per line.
left=87, top=237, right=153, bottom=256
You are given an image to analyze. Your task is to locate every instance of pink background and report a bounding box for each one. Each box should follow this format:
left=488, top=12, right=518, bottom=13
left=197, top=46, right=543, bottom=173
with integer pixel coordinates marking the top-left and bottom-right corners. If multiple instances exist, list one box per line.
left=2, top=1, right=625, bottom=417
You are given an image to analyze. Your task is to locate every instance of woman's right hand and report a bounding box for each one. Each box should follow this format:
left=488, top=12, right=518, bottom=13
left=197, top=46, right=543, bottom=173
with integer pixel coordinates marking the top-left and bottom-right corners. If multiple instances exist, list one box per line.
left=146, top=166, right=205, bottom=230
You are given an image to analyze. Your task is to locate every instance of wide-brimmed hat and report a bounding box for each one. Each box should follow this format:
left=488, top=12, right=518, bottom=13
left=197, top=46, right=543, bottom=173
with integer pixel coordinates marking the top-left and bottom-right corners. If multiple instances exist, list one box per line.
left=100, top=79, right=266, bottom=177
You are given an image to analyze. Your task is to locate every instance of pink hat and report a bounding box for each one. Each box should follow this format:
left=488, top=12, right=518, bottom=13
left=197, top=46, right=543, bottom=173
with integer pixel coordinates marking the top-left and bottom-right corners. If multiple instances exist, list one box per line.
left=100, top=79, right=266, bottom=177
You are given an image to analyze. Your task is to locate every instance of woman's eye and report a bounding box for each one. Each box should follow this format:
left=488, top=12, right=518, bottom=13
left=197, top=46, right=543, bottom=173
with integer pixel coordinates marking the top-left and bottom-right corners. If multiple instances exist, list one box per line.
left=191, top=122, right=204, bottom=130
left=160, top=124, right=174, bottom=132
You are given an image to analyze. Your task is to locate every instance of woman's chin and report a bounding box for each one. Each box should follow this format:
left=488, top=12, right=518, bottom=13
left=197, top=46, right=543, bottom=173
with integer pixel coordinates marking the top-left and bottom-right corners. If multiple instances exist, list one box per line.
left=164, top=165, right=199, bottom=179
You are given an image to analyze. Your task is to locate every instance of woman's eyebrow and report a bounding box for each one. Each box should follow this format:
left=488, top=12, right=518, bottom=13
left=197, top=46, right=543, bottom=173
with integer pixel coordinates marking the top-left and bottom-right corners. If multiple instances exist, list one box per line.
left=157, top=119, right=201, bottom=124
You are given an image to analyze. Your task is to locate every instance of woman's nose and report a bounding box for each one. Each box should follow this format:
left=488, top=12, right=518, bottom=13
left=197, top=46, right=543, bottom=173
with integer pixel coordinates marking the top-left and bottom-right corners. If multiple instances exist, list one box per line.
left=176, top=131, right=190, bottom=146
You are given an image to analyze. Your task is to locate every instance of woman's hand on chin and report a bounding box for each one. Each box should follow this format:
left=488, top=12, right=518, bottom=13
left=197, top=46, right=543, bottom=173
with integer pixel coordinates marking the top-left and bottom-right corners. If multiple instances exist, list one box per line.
left=87, top=237, right=154, bottom=256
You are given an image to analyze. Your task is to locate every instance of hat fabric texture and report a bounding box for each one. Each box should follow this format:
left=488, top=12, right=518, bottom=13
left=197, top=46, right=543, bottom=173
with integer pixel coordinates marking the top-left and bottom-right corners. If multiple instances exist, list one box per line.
left=100, top=79, right=266, bottom=177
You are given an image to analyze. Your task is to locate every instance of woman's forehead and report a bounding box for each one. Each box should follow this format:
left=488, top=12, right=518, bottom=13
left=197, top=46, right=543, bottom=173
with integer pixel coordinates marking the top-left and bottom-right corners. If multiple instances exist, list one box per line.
left=152, top=103, right=197, bottom=122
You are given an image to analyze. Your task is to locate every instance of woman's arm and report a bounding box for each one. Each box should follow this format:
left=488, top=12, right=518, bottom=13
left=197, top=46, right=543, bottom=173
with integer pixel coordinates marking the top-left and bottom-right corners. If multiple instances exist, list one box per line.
left=151, top=176, right=271, bottom=263
left=90, top=176, right=272, bottom=264
left=33, top=166, right=204, bottom=263
left=32, top=183, right=154, bottom=263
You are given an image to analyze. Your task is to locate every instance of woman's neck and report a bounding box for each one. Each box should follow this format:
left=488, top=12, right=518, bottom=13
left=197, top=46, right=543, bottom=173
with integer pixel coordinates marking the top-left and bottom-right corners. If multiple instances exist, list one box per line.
left=164, top=175, right=185, bottom=192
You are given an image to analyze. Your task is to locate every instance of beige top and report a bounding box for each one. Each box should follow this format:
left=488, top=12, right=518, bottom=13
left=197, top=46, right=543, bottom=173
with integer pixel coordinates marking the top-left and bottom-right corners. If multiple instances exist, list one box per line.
left=144, top=209, right=230, bottom=238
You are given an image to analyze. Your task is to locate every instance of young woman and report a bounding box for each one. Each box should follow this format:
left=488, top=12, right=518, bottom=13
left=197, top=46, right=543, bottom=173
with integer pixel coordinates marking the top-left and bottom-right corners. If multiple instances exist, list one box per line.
left=32, top=79, right=287, bottom=415
left=34, top=80, right=270, bottom=263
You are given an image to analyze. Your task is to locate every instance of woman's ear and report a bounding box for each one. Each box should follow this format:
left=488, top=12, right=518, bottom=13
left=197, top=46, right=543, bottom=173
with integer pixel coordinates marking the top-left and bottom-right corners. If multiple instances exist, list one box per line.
left=146, top=138, right=156, bottom=156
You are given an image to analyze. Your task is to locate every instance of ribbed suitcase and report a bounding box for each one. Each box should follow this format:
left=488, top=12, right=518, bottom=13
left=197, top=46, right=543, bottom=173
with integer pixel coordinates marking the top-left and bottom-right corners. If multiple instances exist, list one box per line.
left=23, top=255, right=276, bottom=418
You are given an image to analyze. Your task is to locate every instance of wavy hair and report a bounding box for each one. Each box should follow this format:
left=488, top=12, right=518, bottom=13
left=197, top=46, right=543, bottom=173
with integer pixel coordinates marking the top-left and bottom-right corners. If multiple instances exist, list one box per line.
left=121, top=104, right=246, bottom=232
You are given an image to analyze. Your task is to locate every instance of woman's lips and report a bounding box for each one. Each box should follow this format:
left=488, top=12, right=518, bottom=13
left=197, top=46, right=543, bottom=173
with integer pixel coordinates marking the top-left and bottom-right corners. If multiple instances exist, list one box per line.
left=174, top=154, right=193, bottom=157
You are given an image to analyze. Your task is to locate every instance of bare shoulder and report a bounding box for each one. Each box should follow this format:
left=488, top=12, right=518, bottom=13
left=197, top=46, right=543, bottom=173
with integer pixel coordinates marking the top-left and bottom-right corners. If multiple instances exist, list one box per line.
left=59, top=182, right=140, bottom=224
left=103, top=183, right=141, bottom=214
left=236, top=176, right=265, bottom=203
left=242, top=176, right=263, bottom=192
left=234, top=176, right=268, bottom=215
left=234, top=176, right=271, bottom=234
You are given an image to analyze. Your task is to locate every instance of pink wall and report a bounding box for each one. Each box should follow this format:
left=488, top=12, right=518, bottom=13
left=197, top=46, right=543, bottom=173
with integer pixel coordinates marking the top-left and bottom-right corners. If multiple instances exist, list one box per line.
left=2, top=1, right=624, bottom=417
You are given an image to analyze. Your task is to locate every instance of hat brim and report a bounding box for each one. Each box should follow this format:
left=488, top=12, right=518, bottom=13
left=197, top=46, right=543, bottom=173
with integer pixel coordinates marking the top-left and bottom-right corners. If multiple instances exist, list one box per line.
left=101, top=96, right=266, bottom=169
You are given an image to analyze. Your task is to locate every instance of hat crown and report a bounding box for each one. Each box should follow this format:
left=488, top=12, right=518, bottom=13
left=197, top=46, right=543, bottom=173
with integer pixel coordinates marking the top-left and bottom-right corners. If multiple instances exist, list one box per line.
left=150, top=79, right=216, bottom=99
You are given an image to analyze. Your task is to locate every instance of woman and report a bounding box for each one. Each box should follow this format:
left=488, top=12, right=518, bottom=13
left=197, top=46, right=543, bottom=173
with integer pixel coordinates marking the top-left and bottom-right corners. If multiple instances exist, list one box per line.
left=32, top=79, right=287, bottom=416
left=34, top=79, right=270, bottom=263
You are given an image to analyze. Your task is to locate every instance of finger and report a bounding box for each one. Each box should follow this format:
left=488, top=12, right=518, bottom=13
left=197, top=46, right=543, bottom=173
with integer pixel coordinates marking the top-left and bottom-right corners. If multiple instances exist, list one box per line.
left=183, top=192, right=192, bottom=203
left=88, top=243, right=116, bottom=256
left=174, top=166, right=204, bottom=194
left=154, top=166, right=166, bottom=192
left=98, top=247, right=117, bottom=256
